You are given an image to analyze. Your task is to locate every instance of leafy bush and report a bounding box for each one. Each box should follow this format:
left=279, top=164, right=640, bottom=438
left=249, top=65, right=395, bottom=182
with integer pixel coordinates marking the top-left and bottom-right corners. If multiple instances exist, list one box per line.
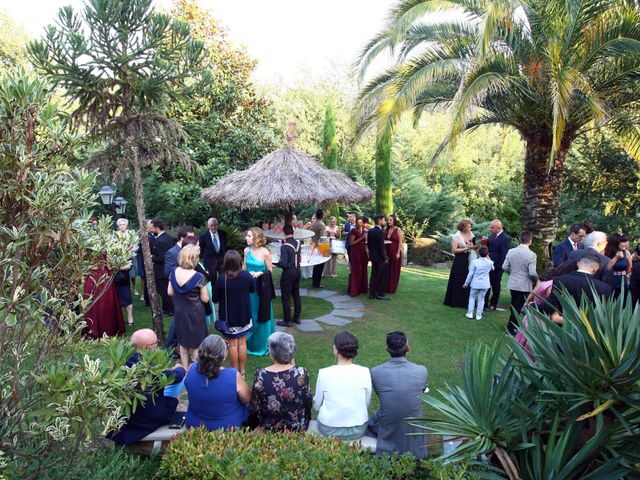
left=407, top=238, right=444, bottom=266
left=159, top=428, right=417, bottom=479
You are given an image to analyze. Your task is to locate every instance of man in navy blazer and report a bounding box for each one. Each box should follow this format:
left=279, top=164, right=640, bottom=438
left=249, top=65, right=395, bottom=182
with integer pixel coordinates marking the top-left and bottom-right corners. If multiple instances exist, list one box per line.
left=199, top=217, right=227, bottom=284
left=107, top=329, right=185, bottom=446
left=552, top=223, right=586, bottom=267
left=484, top=219, right=511, bottom=310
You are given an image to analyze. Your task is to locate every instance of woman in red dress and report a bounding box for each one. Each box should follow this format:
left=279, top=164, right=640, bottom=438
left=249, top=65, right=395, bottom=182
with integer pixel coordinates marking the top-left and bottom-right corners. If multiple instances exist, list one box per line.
left=348, top=217, right=368, bottom=296
left=385, top=214, right=404, bottom=294
left=83, top=257, right=125, bottom=339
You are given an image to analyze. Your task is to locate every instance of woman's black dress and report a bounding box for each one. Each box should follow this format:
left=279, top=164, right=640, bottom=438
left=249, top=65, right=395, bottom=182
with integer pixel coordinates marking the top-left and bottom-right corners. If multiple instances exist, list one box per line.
left=443, top=251, right=471, bottom=308
left=170, top=271, right=208, bottom=348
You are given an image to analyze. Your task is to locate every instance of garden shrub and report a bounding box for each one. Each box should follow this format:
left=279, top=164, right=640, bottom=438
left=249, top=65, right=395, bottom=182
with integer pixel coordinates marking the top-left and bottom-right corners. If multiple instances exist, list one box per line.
left=158, top=428, right=417, bottom=479
left=407, top=238, right=443, bottom=266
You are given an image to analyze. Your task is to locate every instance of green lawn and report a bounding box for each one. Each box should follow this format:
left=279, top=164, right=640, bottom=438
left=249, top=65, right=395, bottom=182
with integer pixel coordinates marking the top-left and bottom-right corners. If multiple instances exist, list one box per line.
left=128, top=262, right=510, bottom=413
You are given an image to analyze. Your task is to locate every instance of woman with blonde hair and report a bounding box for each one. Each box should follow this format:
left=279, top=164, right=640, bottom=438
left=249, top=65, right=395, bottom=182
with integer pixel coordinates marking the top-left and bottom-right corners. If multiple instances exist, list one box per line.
left=244, top=227, right=275, bottom=356
left=168, top=244, right=209, bottom=368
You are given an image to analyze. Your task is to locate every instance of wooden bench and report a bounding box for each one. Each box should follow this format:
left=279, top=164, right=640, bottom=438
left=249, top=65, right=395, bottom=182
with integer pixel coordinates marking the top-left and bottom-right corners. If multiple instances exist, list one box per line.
left=140, top=419, right=377, bottom=455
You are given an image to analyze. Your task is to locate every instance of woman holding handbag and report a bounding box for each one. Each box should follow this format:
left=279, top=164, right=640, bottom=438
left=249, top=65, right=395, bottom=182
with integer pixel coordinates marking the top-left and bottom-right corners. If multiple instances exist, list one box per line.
left=213, top=250, right=255, bottom=377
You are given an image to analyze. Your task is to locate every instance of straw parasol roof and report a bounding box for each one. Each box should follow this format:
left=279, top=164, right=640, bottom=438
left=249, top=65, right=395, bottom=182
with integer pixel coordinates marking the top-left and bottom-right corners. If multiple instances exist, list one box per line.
left=201, top=122, right=373, bottom=210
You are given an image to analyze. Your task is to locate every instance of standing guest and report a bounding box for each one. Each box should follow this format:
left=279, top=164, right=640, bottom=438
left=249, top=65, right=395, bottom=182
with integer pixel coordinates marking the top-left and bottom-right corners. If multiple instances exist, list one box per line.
left=343, top=211, right=357, bottom=261
left=545, top=255, right=613, bottom=325
left=463, top=246, right=494, bottom=320
left=185, top=335, right=251, bottom=431
left=301, top=213, right=316, bottom=280
left=310, top=209, right=327, bottom=288
left=83, top=254, right=125, bottom=339
left=604, top=232, right=633, bottom=298
left=368, top=215, right=390, bottom=301
left=552, top=223, right=586, bottom=267
left=168, top=245, right=209, bottom=369
left=212, top=250, right=254, bottom=376
left=107, top=329, right=185, bottom=446
left=275, top=225, right=302, bottom=327
left=583, top=221, right=595, bottom=234
left=484, top=219, right=511, bottom=311
left=151, top=219, right=174, bottom=316
left=116, top=218, right=140, bottom=295
left=164, top=226, right=196, bottom=351
left=323, top=216, right=340, bottom=277
left=314, top=332, right=372, bottom=440
left=568, top=231, right=611, bottom=280
left=444, top=219, right=476, bottom=308
left=199, top=217, right=227, bottom=284
left=629, top=259, right=640, bottom=306
left=249, top=332, right=312, bottom=432
left=348, top=217, right=369, bottom=297
left=114, top=262, right=134, bottom=327
left=502, top=231, right=538, bottom=335
left=182, top=236, right=216, bottom=329
left=368, top=332, right=428, bottom=459
left=244, top=227, right=275, bottom=356
left=384, top=214, right=404, bottom=294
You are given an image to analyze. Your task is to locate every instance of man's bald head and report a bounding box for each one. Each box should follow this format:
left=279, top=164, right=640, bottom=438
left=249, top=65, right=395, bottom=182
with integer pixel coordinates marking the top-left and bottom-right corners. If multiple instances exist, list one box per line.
left=489, top=219, right=503, bottom=235
left=130, top=328, right=158, bottom=351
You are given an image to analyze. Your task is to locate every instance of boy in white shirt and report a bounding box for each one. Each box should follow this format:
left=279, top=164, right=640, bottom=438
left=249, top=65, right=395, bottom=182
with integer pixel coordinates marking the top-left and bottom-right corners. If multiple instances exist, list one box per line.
left=463, top=246, right=494, bottom=320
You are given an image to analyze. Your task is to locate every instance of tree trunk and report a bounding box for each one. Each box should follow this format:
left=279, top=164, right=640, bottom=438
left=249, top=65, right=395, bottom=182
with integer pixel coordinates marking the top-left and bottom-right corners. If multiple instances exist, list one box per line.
left=130, top=144, right=166, bottom=344
left=375, top=129, right=393, bottom=216
left=522, top=131, right=571, bottom=271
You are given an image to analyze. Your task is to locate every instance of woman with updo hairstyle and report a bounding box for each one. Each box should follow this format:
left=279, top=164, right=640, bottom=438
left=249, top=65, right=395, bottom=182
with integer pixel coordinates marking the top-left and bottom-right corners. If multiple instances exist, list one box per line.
left=184, top=335, right=251, bottom=431
left=313, top=331, right=372, bottom=440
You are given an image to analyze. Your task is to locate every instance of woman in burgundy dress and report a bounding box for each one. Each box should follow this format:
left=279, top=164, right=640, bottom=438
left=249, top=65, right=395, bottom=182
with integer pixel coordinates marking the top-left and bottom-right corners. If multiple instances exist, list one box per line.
left=348, top=217, right=368, bottom=297
left=385, top=214, right=404, bottom=294
left=83, top=259, right=125, bottom=339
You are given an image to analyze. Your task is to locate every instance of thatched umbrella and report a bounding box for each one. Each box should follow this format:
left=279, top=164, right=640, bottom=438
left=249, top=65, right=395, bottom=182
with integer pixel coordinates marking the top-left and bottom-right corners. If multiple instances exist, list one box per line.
left=201, top=122, right=373, bottom=223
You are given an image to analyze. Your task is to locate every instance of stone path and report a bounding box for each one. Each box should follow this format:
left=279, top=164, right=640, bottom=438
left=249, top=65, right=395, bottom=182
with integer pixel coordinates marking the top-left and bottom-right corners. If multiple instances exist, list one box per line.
left=274, top=289, right=366, bottom=333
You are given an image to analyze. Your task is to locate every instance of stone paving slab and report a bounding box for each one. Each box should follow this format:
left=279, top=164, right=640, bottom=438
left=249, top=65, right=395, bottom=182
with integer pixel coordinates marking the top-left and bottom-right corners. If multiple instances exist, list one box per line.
left=307, top=289, right=339, bottom=299
left=332, top=309, right=365, bottom=318
left=327, top=295, right=354, bottom=304
left=316, top=314, right=353, bottom=326
left=295, top=319, right=324, bottom=332
left=330, top=301, right=365, bottom=310
left=299, top=288, right=308, bottom=296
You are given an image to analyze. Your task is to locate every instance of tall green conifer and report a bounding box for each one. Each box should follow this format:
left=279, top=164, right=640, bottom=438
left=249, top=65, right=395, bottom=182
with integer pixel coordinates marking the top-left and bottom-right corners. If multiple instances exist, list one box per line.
left=375, top=129, right=393, bottom=215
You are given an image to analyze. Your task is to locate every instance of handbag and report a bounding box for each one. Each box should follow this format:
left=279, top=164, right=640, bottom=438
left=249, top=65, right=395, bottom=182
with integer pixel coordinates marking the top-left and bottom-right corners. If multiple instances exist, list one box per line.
left=330, top=239, right=347, bottom=255
left=214, top=276, right=229, bottom=333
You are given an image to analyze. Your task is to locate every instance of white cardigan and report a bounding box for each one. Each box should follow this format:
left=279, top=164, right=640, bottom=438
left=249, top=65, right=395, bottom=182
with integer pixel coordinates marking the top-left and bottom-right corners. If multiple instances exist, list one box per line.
left=313, top=364, right=372, bottom=427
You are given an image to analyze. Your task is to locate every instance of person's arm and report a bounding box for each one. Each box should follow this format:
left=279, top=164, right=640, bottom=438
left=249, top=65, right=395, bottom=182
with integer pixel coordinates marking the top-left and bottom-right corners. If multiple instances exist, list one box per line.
left=502, top=253, right=511, bottom=273
left=552, top=243, right=563, bottom=267
left=212, top=277, right=222, bottom=303
left=167, top=274, right=174, bottom=297
left=528, top=255, right=538, bottom=281
left=264, top=249, right=272, bottom=272
left=625, top=251, right=633, bottom=276
left=451, top=237, right=467, bottom=254
left=551, top=311, right=563, bottom=325
left=199, top=280, right=210, bottom=303
left=236, top=371, right=251, bottom=404
left=464, top=263, right=476, bottom=287
left=313, top=370, right=325, bottom=411
left=364, top=369, right=372, bottom=408
left=164, top=249, right=177, bottom=277
left=396, top=228, right=404, bottom=259
left=380, top=233, right=388, bottom=261
left=607, top=252, right=622, bottom=270
left=243, top=247, right=248, bottom=270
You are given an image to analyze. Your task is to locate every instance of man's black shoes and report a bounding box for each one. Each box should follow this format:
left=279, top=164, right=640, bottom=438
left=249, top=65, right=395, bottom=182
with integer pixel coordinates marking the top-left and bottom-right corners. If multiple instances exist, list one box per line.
left=377, top=295, right=391, bottom=301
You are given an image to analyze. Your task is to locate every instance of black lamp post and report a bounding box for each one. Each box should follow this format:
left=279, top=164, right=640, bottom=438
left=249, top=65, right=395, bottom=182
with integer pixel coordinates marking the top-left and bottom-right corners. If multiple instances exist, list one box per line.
left=98, top=185, right=128, bottom=215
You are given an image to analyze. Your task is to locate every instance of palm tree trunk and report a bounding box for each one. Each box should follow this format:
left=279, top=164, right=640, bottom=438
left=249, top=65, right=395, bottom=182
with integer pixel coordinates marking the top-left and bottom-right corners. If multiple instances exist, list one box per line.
left=522, top=131, right=570, bottom=271
left=130, top=143, right=165, bottom=344
left=375, top=129, right=393, bottom=216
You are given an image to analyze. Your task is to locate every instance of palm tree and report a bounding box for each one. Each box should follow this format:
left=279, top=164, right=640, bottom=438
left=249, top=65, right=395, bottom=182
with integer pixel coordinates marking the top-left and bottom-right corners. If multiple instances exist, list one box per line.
left=355, top=0, right=640, bottom=263
left=29, top=0, right=210, bottom=342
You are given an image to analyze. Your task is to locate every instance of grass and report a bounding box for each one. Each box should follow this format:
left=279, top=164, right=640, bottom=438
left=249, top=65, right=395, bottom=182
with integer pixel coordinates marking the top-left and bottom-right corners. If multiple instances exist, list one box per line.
left=272, top=296, right=334, bottom=320
left=127, top=261, right=511, bottom=413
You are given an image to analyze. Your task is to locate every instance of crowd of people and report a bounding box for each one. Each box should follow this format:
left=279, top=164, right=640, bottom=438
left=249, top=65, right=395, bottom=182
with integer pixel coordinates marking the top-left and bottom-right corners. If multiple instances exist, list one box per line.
left=109, top=329, right=430, bottom=459
left=444, top=218, right=640, bottom=337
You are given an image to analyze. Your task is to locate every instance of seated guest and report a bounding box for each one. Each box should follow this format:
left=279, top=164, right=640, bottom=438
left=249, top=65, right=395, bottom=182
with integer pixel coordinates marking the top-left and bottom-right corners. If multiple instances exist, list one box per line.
left=368, top=332, right=428, bottom=458
left=546, top=254, right=613, bottom=324
left=185, top=335, right=251, bottom=431
left=249, top=332, right=312, bottom=432
left=107, top=329, right=185, bottom=446
left=314, top=331, right=371, bottom=440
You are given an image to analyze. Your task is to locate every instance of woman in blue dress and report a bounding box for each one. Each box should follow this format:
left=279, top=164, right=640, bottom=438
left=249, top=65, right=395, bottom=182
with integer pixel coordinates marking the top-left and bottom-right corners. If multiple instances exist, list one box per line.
left=604, top=232, right=633, bottom=299
left=244, top=227, right=275, bottom=356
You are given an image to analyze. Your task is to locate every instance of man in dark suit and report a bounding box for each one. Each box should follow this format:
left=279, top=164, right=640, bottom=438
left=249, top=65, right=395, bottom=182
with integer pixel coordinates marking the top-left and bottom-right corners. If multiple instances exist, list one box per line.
left=368, top=215, right=390, bottom=300
left=107, top=329, right=185, bottom=446
left=568, top=231, right=610, bottom=281
left=275, top=225, right=302, bottom=327
left=552, top=223, right=586, bottom=267
left=151, top=219, right=174, bottom=316
left=199, top=217, right=227, bottom=284
left=546, top=254, right=613, bottom=324
left=629, top=260, right=640, bottom=307
left=484, top=219, right=511, bottom=311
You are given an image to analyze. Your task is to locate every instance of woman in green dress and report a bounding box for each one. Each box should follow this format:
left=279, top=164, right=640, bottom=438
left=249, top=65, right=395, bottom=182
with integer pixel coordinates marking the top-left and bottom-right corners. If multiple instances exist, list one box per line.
left=244, top=227, right=275, bottom=356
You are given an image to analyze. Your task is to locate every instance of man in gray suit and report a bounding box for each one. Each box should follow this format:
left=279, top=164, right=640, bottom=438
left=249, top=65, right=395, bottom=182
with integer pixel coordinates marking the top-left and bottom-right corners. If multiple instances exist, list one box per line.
left=368, top=332, right=429, bottom=459
left=502, top=231, right=538, bottom=335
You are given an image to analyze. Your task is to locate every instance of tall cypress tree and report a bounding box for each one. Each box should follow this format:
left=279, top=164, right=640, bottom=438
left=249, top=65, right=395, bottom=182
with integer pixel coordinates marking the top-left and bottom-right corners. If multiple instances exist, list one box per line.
left=375, top=129, right=393, bottom=215
left=322, top=100, right=338, bottom=217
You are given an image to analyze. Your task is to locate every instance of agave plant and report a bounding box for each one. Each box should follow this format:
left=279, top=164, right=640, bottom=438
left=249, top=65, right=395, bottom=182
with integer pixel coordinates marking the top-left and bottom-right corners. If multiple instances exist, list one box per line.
left=416, top=290, right=640, bottom=478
